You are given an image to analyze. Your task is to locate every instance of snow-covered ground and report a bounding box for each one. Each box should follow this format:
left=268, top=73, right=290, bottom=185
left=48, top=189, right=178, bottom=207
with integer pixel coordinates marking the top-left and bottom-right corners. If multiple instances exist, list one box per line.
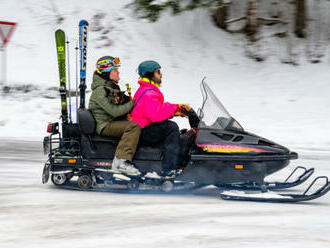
left=0, top=140, right=329, bottom=248
left=0, top=0, right=329, bottom=151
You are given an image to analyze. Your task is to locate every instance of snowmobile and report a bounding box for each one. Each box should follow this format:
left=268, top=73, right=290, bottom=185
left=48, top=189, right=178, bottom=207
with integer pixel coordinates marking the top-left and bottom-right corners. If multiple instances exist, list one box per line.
left=42, top=79, right=330, bottom=203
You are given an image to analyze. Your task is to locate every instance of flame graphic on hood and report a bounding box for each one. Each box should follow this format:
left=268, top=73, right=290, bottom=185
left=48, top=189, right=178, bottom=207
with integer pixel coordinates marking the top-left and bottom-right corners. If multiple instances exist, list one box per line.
left=197, top=143, right=275, bottom=153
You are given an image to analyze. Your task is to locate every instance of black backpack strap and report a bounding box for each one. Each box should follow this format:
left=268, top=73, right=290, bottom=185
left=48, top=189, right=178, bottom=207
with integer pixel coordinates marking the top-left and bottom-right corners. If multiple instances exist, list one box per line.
left=130, top=88, right=157, bottom=113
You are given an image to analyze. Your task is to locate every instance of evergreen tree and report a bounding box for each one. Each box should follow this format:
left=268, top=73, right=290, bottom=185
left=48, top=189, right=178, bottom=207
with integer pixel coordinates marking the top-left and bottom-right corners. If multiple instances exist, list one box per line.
left=130, top=0, right=224, bottom=22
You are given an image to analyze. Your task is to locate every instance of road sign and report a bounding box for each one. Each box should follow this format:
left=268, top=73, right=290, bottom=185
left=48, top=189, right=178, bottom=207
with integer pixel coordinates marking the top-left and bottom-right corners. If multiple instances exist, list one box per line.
left=0, top=21, right=17, bottom=85
left=0, top=21, right=17, bottom=45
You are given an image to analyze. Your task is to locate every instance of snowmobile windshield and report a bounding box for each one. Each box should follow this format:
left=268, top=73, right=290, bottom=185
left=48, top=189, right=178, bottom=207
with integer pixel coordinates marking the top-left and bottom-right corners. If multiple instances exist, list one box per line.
left=198, top=79, right=244, bottom=131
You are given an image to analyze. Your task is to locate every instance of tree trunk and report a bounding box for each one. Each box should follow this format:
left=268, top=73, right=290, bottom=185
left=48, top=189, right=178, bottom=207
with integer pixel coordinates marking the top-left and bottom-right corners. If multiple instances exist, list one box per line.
left=295, top=0, right=306, bottom=38
left=214, top=3, right=229, bottom=30
left=282, top=0, right=298, bottom=65
left=245, top=0, right=258, bottom=42
left=270, top=0, right=280, bottom=18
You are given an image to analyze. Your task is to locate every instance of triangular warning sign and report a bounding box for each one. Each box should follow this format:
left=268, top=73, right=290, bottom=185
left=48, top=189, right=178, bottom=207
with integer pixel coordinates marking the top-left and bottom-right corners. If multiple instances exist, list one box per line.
left=0, top=21, right=17, bottom=45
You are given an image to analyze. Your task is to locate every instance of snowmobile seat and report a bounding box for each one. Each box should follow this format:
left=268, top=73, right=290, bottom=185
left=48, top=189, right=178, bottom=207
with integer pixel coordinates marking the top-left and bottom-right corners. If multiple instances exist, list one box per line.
left=78, top=108, right=119, bottom=142
left=78, top=108, right=163, bottom=160
left=78, top=109, right=125, bottom=156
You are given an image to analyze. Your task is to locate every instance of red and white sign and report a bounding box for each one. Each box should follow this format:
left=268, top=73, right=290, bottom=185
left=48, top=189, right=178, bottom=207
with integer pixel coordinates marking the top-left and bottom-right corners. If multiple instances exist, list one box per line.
left=0, top=21, right=17, bottom=45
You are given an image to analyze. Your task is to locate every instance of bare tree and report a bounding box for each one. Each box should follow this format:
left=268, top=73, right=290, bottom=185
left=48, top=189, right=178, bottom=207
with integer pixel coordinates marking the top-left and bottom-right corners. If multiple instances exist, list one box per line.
left=213, top=1, right=229, bottom=30
left=281, top=0, right=299, bottom=65
left=295, top=0, right=306, bottom=38
left=307, top=0, right=323, bottom=63
left=269, top=0, right=281, bottom=18
left=245, top=0, right=258, bottom=41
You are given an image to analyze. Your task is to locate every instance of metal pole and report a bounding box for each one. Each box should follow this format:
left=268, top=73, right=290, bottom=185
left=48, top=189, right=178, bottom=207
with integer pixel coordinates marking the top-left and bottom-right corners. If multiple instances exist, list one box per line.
left=66, top=40, right=72, bottom=124
left=0, top=44, right=6, bottom=85
left=75, top=42, right=79, bottom=123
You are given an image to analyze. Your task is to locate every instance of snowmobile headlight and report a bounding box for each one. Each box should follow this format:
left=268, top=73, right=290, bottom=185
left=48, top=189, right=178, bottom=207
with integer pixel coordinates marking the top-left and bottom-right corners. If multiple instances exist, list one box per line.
left=68, top=159, right=76, bottom=164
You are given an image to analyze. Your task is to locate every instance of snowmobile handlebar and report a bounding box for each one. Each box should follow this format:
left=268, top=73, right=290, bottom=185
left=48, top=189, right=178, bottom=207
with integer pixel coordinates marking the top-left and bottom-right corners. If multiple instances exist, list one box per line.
left=185, top=108, right=200, bottom=129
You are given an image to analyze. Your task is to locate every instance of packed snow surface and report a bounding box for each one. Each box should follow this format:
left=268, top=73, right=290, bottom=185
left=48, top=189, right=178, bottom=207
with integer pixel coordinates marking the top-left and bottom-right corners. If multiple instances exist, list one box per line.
left=1, top=140, right=330, bottom=248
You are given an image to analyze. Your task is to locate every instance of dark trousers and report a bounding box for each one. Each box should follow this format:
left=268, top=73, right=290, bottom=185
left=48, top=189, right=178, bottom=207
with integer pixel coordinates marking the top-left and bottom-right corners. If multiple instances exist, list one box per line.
left=140, top=120, right=180, bottom=173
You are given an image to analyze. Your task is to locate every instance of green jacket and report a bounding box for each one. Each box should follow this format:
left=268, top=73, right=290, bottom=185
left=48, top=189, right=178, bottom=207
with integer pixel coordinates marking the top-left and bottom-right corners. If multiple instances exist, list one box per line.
left=88, top=72, right=134, bottom=134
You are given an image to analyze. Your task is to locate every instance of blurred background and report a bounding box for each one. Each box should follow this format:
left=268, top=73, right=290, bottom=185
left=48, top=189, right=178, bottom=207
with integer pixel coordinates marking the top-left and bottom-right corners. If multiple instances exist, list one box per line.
left=0, top=0, right=329, bottom=151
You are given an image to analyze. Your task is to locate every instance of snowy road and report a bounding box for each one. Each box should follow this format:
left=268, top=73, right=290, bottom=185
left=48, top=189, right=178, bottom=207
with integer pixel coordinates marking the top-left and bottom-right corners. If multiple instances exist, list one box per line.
left=0, top=140, right=329, bottom=248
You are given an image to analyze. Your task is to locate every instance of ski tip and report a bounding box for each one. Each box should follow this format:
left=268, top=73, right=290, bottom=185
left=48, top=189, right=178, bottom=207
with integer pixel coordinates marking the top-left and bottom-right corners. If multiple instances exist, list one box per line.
left=55, top=29, right=65, bottom=33
left=79, top=20, right=89, bottom=26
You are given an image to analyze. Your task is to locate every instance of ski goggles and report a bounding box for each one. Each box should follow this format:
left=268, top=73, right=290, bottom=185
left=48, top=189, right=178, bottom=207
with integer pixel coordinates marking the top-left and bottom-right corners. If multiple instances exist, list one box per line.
left=96, top=57, right=121, bottom=74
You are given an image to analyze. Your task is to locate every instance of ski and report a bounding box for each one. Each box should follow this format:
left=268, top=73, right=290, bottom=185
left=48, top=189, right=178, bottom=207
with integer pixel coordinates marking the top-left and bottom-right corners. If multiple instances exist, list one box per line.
left=220, top=176, right=330, bottom=203
left=55, top=29, right=68, bottom=125
left=78, top=20, right=89, bottom=109
left=219, top=166, right=315, bottom=191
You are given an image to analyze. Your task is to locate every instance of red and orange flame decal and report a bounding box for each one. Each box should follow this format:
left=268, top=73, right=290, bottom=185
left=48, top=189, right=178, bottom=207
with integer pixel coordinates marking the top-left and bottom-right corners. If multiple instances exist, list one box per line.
left=197, top=143, right=274, bottom=153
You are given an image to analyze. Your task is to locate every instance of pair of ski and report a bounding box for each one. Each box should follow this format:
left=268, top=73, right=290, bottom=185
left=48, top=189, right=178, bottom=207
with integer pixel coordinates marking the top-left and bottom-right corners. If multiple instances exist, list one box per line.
left=55, top=20, right=88, bottom=125
left=219, top=166, right=330, bottom=203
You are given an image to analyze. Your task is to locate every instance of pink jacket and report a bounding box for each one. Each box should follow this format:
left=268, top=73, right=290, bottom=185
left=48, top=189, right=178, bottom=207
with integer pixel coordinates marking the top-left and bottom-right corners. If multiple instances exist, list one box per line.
left=131, top=80, right=177, bottom=128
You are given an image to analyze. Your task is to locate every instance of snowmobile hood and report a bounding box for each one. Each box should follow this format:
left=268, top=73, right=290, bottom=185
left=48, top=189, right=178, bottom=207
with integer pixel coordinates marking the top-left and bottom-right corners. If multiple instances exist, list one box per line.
left=91, top=72, right=118, bottom=91
left=194, top=128, right=292, bottom=157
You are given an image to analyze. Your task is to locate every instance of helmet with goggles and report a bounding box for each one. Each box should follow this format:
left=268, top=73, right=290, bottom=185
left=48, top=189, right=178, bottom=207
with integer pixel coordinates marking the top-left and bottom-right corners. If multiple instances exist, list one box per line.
left=96, top=56, right=121, bottom=77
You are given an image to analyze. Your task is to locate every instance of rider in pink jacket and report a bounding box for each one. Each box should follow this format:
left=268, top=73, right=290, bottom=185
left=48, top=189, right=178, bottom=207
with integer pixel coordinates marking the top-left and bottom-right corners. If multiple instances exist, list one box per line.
left=131, top=80, right=177, bottom=128
left=130, top=61, right=191, bottom=177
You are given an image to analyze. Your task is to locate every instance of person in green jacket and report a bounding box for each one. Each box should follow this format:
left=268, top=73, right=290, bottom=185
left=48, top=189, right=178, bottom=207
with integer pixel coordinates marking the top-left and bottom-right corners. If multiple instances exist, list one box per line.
left=89, top=56, right=141, bottom=176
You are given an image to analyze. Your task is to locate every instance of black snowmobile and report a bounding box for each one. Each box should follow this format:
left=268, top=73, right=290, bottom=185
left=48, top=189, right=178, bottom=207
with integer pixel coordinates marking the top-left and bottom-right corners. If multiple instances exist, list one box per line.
left=42, top=79, right=330, bottom=203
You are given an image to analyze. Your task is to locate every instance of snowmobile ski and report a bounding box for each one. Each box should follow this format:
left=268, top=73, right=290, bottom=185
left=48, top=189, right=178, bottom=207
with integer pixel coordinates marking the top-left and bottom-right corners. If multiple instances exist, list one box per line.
left=220, top=176, right=330, bottom=203
left=78, top=20, right=88, bottom=109
left=220, top=166, right=315, bottom=191
left=55, top=29, right=68, bottom=125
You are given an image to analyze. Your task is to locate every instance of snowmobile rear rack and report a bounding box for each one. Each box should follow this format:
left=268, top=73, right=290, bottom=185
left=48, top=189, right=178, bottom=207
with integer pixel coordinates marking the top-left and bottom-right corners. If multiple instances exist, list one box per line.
left=43, top=132, right=81, bottom=158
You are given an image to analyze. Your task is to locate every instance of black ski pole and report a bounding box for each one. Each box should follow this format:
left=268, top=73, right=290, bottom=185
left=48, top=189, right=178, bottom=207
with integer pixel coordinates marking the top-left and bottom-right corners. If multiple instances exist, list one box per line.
left=66, top=39, right=72, bottom=124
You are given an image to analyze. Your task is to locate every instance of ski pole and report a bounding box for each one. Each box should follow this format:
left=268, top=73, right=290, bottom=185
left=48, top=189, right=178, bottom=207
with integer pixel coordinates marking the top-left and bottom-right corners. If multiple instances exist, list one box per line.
left=66, top=39, right=72, bottom=124
left=75, top=42, right=79, bottom=123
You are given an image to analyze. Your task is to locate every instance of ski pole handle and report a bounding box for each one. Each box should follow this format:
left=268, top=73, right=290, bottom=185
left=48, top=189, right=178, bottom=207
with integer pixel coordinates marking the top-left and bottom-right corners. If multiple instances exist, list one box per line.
left=126, top=83, right=132, bottom=99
